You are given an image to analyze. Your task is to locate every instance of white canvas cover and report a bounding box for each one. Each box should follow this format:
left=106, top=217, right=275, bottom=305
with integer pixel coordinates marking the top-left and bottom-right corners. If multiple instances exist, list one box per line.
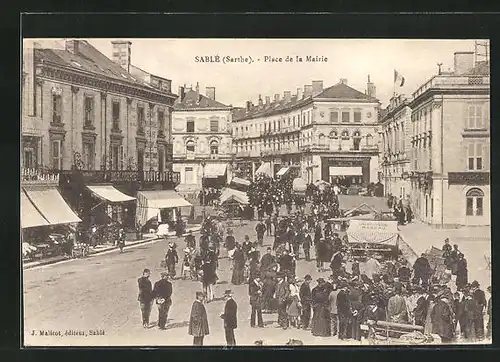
left=136, top=190, right=192, bottom=226
left=219, top=188, right=249, bottom=205
left=347, top=219, right=399, bottom=246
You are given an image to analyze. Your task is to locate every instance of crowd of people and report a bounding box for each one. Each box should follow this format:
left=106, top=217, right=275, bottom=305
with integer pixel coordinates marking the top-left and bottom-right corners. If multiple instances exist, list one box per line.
left=135, top=187, right=490, bottom=346
left=198, top=187, right=222, bottom=207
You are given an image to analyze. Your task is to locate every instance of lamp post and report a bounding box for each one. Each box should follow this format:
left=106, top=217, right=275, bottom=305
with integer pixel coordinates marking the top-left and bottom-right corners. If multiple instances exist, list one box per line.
left=201, top=160, right=206, bottom=221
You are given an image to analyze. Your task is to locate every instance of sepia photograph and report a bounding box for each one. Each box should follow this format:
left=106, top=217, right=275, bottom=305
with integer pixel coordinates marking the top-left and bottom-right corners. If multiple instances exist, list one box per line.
left=21, top=37, right=491, bottom=347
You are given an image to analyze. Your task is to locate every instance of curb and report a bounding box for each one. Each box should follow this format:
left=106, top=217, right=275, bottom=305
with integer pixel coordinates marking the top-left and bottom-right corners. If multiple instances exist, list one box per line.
left=23, top=236, right=159, bottom=270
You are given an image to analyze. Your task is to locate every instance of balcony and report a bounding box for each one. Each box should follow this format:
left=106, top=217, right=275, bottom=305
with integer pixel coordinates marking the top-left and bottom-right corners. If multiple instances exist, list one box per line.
left=21, top=167, right=59, bottom=185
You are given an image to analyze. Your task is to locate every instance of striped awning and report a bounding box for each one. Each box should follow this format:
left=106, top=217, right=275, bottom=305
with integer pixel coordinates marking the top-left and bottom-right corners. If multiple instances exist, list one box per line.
left=23, top=186, right=81, bottom=225
left=21, top=190, right=49, bottom=228
left=255, top=162, right=272, bottom=177
left=276, top=167, right=290, bottom=177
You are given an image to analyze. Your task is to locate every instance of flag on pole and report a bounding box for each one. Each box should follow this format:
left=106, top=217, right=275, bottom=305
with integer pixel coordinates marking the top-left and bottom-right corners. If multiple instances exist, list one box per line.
left=394, top=69, right=405, bottom=87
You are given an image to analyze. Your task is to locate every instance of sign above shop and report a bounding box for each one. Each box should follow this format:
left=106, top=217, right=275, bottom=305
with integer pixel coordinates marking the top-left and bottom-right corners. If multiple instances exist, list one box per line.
left=448, top=172, right=490, bottom=185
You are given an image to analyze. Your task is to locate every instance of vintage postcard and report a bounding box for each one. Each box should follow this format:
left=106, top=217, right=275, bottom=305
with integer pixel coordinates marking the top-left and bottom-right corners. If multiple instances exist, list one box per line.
left=21, top=38, right=491, bottom=346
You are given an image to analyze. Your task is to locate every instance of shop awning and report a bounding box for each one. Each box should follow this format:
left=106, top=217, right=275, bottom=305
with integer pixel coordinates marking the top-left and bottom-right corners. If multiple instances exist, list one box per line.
left=230, top=177, right=251, bottom=187
left=203, top=163, right=227, bottom=178
left=329, top=166, right=363, bottom=176
left=24, top=186, right=81, bottom=225
left=219, top=188, right=249, bottom=205
left=347, top=219, right=399, bottom=246
left=255, top=162, right=272, bottom=177
left=276, top=167, right=290, bottom=177
left=21, top=191, right=50, bottom=228
left=136, top=190, right=192, bottom=226
left=292, top=177, right=307, bottom=193
left=87, top=185, right=136, bottom=203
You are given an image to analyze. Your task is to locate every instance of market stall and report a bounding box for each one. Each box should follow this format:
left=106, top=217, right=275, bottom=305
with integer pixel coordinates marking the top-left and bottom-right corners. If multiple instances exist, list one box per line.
left=346, top=219, right=401, bottom=261
left=218, top=187, right=252, bottom=219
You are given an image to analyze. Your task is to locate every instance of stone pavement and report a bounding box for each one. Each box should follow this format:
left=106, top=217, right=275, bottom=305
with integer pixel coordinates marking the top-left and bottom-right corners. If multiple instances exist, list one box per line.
left=398, top=220, right=491, bottom=289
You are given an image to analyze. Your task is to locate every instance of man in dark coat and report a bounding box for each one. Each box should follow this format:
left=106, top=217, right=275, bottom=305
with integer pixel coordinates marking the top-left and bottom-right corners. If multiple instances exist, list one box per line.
left=260, top=248, right=275, bottom=275
left=224, top=229, right=236, bottom=258
left=278, top=249, right=294, bottom=280
left=299, top=274, right=313, bottom=329
left=137, top=268, right=153, bottom=328
left=456, top=254, right=468, bottom=290
left=189, top=292, right=210, bottom=346
left=303, top=232, right=312, bottom=262
left=442, top=238, right=452, bottom=269
left=249, top=277, right=264, bottom=328
left=413, top=253, right=431, bottom=287
left=220, top=290, right=237, bottom=346
left=185, top=230, right=196, bottom=249
left=265, top=216, right=272, bottom=236
left=431, top=291, right=455, bottom=343
left=413, top=287, right=430, bottom=327
left=471, top=280, right=487, bottom=340
left=153, top=271, right=173, bottom=330
left=242, top=235, right=253, bottom=260
left=486, top=286, right=492, bottom=339
left=336, top=282, right=351, bottom=340
left=255, top=221, right=266, bottom=247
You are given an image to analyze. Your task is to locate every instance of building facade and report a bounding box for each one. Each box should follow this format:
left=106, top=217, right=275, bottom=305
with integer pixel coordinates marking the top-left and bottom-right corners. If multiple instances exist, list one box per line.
left=21, top=39, right=179, bottom=227
left=232, top=78, right=381, bottom=186
left=408, top=52, right=490, bottom=227
left=172, top=84, right=233, bottom=189
left=379, top=94, right=412, bottom=198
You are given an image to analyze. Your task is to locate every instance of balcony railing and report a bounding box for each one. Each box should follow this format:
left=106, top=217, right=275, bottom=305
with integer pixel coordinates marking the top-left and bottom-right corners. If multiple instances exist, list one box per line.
left=21, top=167, right=60, bottom=184
left=59, top=169, right=180, bottom=185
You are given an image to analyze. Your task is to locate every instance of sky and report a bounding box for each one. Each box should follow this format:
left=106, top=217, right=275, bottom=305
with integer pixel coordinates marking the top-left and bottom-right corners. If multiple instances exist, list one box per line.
left=30, top=38, right=485, bottom=107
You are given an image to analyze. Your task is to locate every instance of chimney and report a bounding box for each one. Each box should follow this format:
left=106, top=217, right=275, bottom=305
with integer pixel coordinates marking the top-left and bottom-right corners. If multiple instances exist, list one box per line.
left=454, top=51, right=474, bottom=75
left=312, top=80, right=323, bottom=95
left=206, top=86, right=215, bottom=100
left=178, top=86, right=185, bottom=102
left=304, top=85, right=313, bottom=98
left=339, top=78, right=348, bottom=85
left=366, top=74, right=376, bottom=98
left=297, top=87, right=303, bottom=100
left=274, top=93, right=280, bottom=102
left=265, top=96, right=270, bottom=106
left=23, top=40, right=39, bottom=117
left=258, top=94, right=264, bottom=107
left=195, top=82, right=200, bottom=95
left=65, top=39, right=79, bottom=55
left=111, top=40, right=132, bottom=72
left=246, top=101, right=253, bottom=111
left=284, top=91, right=292, bottom=102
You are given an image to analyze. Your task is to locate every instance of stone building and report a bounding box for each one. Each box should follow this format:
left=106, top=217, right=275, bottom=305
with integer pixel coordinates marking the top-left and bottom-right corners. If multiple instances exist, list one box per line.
left=232, top=78, right=381, bottom=186
left=379, top=94, right=412, bottom=198
left=408, top=51, right=490, bottom=227
left=172, top=84, right=233, bottom=190
left=21, top=39, right=179, bottom=228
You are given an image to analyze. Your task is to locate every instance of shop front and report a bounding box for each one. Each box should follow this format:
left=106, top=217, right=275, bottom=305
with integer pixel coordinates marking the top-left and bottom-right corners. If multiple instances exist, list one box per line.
left=321, top=157, right=371, bottom=187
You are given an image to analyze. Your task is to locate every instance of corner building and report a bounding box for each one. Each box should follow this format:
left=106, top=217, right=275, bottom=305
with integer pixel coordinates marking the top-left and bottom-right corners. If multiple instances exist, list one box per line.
left=232, top=78, right=381, bottom=186
left=408, top=52, right=490, bottom=227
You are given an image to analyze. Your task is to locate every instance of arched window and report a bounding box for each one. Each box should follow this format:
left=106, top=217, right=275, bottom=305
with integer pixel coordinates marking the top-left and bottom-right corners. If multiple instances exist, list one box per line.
left=318, top=133, right=326, bottom=146
left=186, top=140, right=195, bottom=154
left=366, top=133, right=373, bottom=146
left=353, top=130, right=361, bottom=150
left=466, top=188, right=484, bottom=216
left=341, top=130, right=349, bottom=139
left=209, top=140, right=218, bottom=155
left=329, top=129, right=338, bottom=138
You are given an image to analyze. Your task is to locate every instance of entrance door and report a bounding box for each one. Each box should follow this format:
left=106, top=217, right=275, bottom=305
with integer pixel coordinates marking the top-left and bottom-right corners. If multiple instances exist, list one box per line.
left=185, top=167, right=194, bottom=184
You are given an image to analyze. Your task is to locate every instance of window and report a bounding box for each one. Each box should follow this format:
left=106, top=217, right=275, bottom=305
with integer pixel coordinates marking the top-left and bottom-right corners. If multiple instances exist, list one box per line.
left=84, top=96, right=94, bottom=127
left=467, top=143, right=484, bottom=171
left=51, top=140, right=62, bottom=170
left=341, top=130, right=349, bottom=139
left=186, top=141, right=195, bottom=154
left=185, top=167, right=194, bottom=184
left=466, top=188, right=484, bottom=216
left=158, top=147, right=165, bottom=172
left=353, top=138, right=361, bottom=150
left=186, top=120, right=195, bottom=133
left=210, top=119, right=219, bottom=132
left=24, top=149, right=34, bottom=169
left=366, top=134, right=373, bottom=146
left=112, top=101, right=120, bottom=130
left=52, top=94, right=62, bottom=123
left=210, top=141, right=219, bottom=155
left=111, top=145, right=122, bottom=170
left=137, top=105, right=144, bottom=131
left=158, top=110, right=165, bottom=133
left=330, top=110, right=338, bottom=123
left=354, top=110, right=362, bottom=123
left=466, top=105, right=484, bottom=129
left=342, top=111, right=350, bottom=123
left=82, top=142, right=95, bottom=170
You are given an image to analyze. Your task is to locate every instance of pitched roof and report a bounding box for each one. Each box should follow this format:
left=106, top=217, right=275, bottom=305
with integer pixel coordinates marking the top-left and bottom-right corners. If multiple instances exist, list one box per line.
left=315, top=82, right=378, bottom=102
left=173, top=89, right=231, bottom=110
left=34, top=40, right=175, bottom=95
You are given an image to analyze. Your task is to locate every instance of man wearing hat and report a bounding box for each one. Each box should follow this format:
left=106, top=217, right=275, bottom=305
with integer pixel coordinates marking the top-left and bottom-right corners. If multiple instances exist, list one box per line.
left=189, top=292, right=209, bottom=346
left=165, top=242, right=179, bottom=278
left=328, top=277, right=340, bottom=336
left=299, top=275, right=313, bottom=329
left=137, top=268, right=153, bottom=328
left=242, top=235, right=252, bottom=260
left=220, top=290, right=237, bottom=346
left=471, top=280, right=487, bottom=340
left=249, top=276, right=264, bottom=328
left=486, top=286, right=492, bottom=339
left=153, top=271, right=173, bottom=330
left=224, top=229, right=236, bottom=260
left=185, top=230, right=196, bottom=249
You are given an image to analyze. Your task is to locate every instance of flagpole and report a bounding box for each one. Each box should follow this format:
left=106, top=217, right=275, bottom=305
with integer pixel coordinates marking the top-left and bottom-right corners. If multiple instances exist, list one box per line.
left=393, top=69, right=396, bottom=97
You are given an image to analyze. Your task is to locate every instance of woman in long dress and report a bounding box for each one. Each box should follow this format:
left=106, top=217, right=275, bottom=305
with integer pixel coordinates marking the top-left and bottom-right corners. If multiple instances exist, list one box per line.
left=231, top=245, right=245, bottom=285
left=287, top=278, right=302, bottom=328
left=456, top=254, right=468, bottom=290
left=311, top=279, right=331, bottom=337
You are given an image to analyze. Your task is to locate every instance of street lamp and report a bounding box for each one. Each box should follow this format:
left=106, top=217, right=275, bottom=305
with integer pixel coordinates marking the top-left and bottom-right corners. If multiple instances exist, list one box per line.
left=201, top=160, right=206, bottom=222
